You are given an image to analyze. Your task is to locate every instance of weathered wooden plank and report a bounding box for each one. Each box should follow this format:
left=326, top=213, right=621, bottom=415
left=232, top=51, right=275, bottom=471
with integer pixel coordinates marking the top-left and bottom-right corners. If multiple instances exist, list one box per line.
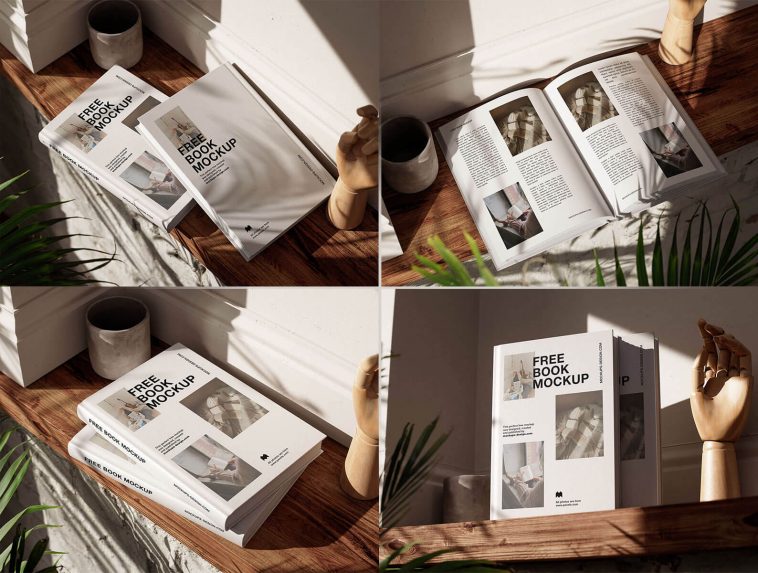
left=381, top=496, right=758, bottom=563
left=382, top=6, right=758, bottom=285
left=0, top=348, right=378, bottom=573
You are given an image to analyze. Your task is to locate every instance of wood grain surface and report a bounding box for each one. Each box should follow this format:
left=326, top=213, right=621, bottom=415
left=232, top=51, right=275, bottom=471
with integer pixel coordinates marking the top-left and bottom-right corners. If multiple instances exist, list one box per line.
left=381, top=496, right=758, bottom=563
left=0, top=31, right=378, bottom=286
left=382, top=6, right=758, bottom=285
left=0, top=347, right=378, bottom=573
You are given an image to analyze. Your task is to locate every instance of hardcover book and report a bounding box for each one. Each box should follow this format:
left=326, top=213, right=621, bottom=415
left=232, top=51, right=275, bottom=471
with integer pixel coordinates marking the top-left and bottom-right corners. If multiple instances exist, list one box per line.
left=490, top=331, right=618, bottom=519
left=68, top=426, right=319, bottom=546
left=437, top=52, right=724, bottom=271
left=136, top=62, right=336, bottom=261
left=77, top=343, right=325, bottom=530
left=616, top=332, right=661, bottom=508
left=38, top=66, right=195, bottom=230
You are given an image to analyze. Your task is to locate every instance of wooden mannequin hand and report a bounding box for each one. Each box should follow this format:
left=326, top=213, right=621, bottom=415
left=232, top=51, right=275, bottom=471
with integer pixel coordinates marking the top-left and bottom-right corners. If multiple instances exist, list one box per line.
left=669, top=0, right=707, bottom=21
left=353, top=354, right=379, bottom=442
left=336, top=105, right=378, bottom=192
left=660, top=0, right=707, bottom=64
left=691, top=319, right=753, bottom=442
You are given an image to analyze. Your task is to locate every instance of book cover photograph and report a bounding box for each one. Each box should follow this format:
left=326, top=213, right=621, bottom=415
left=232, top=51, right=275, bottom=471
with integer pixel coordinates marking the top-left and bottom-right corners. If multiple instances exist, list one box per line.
left=491, top=331, right=618, bottom=519
left=38, top=66, right=195, bottom=230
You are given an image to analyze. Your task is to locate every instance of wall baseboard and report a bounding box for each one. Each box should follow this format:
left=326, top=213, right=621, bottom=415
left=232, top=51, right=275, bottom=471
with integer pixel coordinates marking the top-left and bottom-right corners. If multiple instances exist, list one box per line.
left=0, top=288, right=361, bottom=446
left=0, top=287, right=101, bottom=386
left=381, top=0, right=753, bottom=121
left=135, top=0, right=349, bottom=165
left=0, top=0, right=88, bottom=72
left=136, top=289, right=359, bottom=446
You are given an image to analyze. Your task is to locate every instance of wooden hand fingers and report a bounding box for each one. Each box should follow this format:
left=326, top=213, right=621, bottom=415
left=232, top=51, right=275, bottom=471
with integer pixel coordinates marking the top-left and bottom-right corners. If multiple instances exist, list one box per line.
left=719, top=333, right=752, bottom=378
left=338, top=131, right=359, bottom=154
left=356, top=105, right=378, bottom=119
left=692, top=346, right=709, bottom=393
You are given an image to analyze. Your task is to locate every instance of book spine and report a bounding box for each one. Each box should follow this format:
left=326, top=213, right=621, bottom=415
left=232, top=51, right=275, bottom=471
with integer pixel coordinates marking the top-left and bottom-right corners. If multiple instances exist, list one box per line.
left=38, top=130, right=169, bottom=229
left=77, top=403, right=229, bottom=529
left=67, top=438, right=247, bottom=546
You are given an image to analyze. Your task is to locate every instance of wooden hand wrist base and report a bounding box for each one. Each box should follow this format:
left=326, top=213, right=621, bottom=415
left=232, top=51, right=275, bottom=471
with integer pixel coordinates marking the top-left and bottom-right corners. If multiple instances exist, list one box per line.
left=700, top=441, right=740, bottom=501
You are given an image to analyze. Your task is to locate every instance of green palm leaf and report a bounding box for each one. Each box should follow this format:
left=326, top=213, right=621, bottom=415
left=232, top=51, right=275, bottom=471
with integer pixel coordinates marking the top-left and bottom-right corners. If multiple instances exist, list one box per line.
left=636, top=218, right=648, bottom=286
left=593, top=249, right=605, bottom=286
left=0, top=169, right=114, bottom=285
left=411, top=234, right=498, bottom=286
left=0, top=425, right=62, bottom=572
left=379, top=542, right=503, bottom=572
left=381, top=418, right=449, bottom=531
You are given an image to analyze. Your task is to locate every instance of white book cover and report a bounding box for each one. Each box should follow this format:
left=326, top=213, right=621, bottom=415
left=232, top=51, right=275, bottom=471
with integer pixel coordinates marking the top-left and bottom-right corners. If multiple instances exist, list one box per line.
left=136, top=62, right=335, bottom=261
left=77, top=343, right=325, bottom=530
left=68, top=426, right=319, bottom=546
left=490, top=330, right=618, bottom=519
left=38, top=66, right=195, bottom=230
left=616, top=332, right=661, bottom=508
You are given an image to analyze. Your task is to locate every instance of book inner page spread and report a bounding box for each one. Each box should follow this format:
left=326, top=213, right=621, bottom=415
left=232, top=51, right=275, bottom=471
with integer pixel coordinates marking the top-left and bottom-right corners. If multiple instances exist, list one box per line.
left=545, top=53, right=721, bottom=215
left=437, top=88, right=613, bottom=271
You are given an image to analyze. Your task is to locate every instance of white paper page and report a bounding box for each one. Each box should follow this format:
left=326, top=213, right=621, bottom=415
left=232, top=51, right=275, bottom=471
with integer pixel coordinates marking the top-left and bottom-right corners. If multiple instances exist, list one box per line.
left=437, top=88, right=613, bottom=271
left=545, top=53, right=720, bottom=215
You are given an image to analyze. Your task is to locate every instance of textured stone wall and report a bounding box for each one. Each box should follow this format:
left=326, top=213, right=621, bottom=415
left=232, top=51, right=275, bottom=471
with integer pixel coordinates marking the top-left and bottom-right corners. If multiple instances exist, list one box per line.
left=0, top=75, right=219, bottom=287
left=3, top=423, right=219, bottom=573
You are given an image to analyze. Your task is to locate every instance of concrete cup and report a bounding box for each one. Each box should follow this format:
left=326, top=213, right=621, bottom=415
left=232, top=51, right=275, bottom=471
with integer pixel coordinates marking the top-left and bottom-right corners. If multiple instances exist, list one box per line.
left=87, top=0, right=143, bottom=70
left=86, top=296, right=150, bottom=380
left=381, top=115, right=439, bottom=194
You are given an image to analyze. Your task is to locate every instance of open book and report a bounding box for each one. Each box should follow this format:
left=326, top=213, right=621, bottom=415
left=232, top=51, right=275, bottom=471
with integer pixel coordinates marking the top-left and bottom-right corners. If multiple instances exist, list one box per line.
left=438, top=53, right=724, bottom=271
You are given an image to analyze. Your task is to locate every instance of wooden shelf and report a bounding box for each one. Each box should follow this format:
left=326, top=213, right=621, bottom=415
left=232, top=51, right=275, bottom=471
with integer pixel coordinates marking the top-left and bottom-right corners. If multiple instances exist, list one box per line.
left=381, top=496, right=758, bottom=563
left=382, top=6, right=758, bottom=286
left=0, top=346, right=377, bottom=573
left=0, top=31, right=378, bottom=287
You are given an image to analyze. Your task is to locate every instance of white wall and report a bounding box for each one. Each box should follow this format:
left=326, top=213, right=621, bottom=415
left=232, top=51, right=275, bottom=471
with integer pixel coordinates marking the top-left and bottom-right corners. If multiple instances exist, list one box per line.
left=383, top=290, right=480, bottom=525
left=137, top=0, right=378, bottom=167
left=381, top=0, right=757, bottom=120
left=0, top=287, right=378, bottom=445
left=385, top=289, right=758, bottom=525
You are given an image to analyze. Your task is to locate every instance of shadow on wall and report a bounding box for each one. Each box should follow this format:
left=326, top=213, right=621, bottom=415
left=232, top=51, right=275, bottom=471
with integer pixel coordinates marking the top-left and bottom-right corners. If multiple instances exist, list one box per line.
left=298, top=0, right=379, bottom=107
left=379, top=0, right=476, bottom=116
left=385, top=289, right=758, bottom=526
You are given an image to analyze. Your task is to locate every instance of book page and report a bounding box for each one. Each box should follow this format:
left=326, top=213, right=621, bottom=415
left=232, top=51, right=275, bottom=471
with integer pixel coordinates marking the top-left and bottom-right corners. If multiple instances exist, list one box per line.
left=437, top=88, right=613, bottom=271
left=545, top=53, right=721, bottom=215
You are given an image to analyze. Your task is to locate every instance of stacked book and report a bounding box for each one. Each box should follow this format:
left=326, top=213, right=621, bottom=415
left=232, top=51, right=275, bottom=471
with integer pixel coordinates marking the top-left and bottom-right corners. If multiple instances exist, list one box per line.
left=39, top=63, right=334, bottom=259
left=68, top=343, right=325, bottom=546
left=490, top=331, right=661, bottom=520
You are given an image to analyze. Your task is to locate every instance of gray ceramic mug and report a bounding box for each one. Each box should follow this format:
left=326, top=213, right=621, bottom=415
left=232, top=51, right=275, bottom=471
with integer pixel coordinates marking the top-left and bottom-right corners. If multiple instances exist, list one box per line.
left=86, top=296, right=150, bottom=380
left=381, top=115, right=439, bottom=194
left=87, top=0, right=143, bottom=70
